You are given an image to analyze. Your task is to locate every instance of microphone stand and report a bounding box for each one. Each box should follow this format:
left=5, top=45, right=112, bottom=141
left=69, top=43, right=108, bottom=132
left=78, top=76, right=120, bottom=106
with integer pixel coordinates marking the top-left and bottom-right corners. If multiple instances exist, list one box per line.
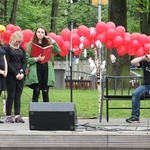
left=69, top=21, right=74, bottom=102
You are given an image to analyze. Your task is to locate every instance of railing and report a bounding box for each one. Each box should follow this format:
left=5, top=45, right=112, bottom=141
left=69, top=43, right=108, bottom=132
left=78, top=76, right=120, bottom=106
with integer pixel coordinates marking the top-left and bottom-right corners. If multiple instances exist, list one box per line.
left=65, top=71, right=97, bottom=90
left=101, top=75, right=150, bottom=122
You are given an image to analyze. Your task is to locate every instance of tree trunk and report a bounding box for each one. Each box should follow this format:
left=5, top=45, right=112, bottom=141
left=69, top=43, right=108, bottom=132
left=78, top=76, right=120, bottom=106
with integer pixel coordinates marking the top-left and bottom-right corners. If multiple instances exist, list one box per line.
left=50, top=0, right=58, bottom=33
left=139, top=0, right=150, bottom=35
left=139, top=13, right=150, bottom=35
left=0, top=0, right=7, bottom=24
left=9, top=0, right=18, bottom=24
left=3, top=0, right=8, bottom=22
left=107, top=0, right=130, bottom=76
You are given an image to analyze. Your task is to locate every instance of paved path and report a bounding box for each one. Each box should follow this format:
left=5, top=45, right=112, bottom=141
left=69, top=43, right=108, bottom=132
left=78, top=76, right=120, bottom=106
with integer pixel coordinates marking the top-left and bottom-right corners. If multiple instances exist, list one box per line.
left=0, top=117, right=150, bottom=149
left=0, top=117, right=150, bottom=135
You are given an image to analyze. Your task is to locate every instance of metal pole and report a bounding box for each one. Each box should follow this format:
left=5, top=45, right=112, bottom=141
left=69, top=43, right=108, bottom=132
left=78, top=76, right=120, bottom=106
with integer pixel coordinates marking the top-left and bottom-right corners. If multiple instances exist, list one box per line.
left=97, top=0, right=103, bottom=122
left=69, top=21, right=74, bottom=102
left=98, top=0, right=101, bottom=22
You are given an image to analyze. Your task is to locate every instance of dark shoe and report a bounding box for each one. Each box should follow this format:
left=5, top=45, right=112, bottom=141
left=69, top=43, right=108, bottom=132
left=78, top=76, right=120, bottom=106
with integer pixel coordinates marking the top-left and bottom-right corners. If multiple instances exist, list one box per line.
left=126, top=116, right=139, bottom=123
left=15, top=115, right=25, bottom=123
left=5, top=116, right=14, bottom=123
left=0, top=120, right=4, bottom=123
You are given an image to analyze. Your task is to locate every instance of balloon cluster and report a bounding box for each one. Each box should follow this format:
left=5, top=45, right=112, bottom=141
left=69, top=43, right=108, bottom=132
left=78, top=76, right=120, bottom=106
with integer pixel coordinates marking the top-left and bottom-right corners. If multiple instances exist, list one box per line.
left=0, top=24, right=33, bottom=50
left=0, top=22, right=150, bottom=57
left=95, top=21, right=150, bottom=57
left=49, top=21, right=150, bottom=57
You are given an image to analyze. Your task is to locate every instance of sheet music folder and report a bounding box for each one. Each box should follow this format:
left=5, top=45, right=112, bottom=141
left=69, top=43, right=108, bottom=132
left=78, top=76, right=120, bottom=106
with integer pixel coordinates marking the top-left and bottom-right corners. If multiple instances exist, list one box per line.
left=30, top=43, right=53, bottom=64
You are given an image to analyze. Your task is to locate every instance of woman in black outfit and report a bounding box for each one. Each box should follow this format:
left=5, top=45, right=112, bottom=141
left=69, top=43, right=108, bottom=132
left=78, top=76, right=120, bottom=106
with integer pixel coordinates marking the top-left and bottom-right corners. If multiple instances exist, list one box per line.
left=4, top=31, right=27, bottom=123
left=0, top=38, right=7, bottom=123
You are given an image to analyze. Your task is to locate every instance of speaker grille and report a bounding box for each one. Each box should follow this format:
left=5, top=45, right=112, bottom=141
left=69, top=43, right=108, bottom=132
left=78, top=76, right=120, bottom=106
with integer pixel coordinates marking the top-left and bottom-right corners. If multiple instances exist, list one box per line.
left=29, top=102, right=78, bottom=131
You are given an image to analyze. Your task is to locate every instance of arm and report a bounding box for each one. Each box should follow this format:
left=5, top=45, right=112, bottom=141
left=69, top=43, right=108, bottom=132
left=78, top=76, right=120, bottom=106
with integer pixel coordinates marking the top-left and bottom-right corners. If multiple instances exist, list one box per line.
left=3, top=55, right=7, bottom=77
left=131, top=55, right=146, bottom=67
left=45, top=36, right=60, bottom=54
left=52, top=42, right=60, bottom=54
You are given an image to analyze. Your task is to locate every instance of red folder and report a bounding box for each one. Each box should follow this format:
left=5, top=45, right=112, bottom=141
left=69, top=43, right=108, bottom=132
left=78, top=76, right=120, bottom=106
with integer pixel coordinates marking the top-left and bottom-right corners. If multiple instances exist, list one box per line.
left=30, top=43, right=53, bottom=64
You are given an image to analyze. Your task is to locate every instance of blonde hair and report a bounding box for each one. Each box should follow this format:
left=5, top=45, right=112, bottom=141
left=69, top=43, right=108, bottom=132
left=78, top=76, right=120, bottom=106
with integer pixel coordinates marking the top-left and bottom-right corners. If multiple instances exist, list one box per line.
left=10, top=31, right=23, bottom=42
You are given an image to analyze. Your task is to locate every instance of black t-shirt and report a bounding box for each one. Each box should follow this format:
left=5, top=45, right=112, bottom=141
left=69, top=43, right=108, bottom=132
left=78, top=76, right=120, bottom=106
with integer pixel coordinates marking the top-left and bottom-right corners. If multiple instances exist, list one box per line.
left=4, top=45, right=27, bottom=76
left=0, top=46, right=6, bottom=70
left=140, top=60, right=150, bottom=85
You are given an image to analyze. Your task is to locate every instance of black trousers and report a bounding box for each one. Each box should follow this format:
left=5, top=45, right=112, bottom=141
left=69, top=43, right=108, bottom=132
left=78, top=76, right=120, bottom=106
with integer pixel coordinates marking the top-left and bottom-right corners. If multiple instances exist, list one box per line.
left=32, top=63, right=49, bottom=102
left=6, top=74, right=25, bottom=116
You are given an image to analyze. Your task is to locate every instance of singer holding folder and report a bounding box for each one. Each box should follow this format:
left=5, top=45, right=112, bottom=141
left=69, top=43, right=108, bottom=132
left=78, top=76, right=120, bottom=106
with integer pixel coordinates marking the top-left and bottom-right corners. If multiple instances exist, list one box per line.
left=26, top=26, right=60, bottom=102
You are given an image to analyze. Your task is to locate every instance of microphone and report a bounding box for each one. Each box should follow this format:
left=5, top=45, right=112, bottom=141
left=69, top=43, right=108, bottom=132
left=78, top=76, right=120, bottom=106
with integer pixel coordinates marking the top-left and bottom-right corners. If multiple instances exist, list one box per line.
left=19, top=69, right=23, bottom=74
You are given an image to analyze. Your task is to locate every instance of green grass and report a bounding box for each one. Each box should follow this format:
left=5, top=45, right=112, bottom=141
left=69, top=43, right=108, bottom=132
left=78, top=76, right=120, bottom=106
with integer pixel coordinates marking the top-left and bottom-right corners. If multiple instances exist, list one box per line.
left=0, top=87, right=150, bottom=119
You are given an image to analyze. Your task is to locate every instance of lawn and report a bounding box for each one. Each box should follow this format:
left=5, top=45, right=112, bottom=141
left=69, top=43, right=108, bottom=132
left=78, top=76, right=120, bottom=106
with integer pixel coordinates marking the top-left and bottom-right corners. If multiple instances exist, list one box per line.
left=0, top=87, right=150, bottom=119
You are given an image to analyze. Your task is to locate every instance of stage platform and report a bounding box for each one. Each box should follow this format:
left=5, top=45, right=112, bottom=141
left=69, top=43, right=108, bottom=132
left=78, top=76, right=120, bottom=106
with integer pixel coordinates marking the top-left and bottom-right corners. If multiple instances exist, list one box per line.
left=0, top=117, right=150, bottom=150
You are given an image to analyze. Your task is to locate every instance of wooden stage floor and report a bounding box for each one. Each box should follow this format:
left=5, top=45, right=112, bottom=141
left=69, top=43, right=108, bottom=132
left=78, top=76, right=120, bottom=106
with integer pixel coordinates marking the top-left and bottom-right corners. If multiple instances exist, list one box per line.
left=0, top=117, right=150, bottom=150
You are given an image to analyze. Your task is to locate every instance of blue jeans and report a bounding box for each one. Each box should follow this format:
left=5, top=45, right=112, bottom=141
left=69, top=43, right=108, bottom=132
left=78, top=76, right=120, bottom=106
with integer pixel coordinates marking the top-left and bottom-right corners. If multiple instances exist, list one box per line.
left=132, top=85, right=150, bottom=118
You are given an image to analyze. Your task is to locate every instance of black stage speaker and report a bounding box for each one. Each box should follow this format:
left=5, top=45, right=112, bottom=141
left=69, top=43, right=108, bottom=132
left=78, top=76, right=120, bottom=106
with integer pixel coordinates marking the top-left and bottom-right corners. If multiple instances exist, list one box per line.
left=29, top=102, right=78, bottom=131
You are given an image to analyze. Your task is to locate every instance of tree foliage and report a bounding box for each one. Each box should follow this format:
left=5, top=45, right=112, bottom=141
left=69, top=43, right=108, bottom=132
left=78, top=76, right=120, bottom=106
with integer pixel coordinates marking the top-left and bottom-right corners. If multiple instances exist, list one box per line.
left=0, top=1, right=150, bottom=67
left=0, top=0, right=107, bottom=33
left=0, top=0, right=150, bottom=34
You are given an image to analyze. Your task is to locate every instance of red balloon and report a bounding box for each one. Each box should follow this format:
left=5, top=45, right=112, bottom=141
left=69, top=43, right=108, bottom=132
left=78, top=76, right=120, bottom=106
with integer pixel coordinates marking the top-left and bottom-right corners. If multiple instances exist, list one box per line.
left=72, top=33, right=80, bottom=46
left=97, top=33, right=107, bottom=44
left=96, top=21, right=106, bottom=33
left=22, top=29, right=33, bottom=42
left=55, top=35, right=63, bottom=47
left=124, top=35, right=131, bottom=46
left=117, top=45, right=127, bottom=56
left=106, top=40, right=114, bottom=49
left=105, top=21, right=116, bottom=30
left=131, top=32, right=140, bottom=40
left=135, top=47, right=144, bottom=57
left=21, top=41, right=28, bottom=51
left=48, top=32, right=57, bottom=40
left=147, top=36, right=150, bottom=43
left=144, top=43, right=150, bottom=54
left=61, top=28, right=70, bottom=41
left=115, top=26, right=125, bottom=37
left=73, top=46, right=82, bottom=56
left=59, top=50, right=67, bottom=57
left=105, top=28, right=116, bottom=40
left=72, top=28, right=78, bottom=34
left=130, top=39, right=141, bottom=49
left=82, top=36, right=90, bottom=48
left=78, top=25, right=90, bottom=37
left=126, top=46, right=135, bottom=56
left=61, top=41, right=70, bottom=54
left=1, top=30, right=12, bottom=44
left=113, top=36, right=123, bottom=48
left=12, top=26, right=21, bottom=32
left=6, top=24, right=15, bottom=31
left=137, top=34, right=148, bottom=45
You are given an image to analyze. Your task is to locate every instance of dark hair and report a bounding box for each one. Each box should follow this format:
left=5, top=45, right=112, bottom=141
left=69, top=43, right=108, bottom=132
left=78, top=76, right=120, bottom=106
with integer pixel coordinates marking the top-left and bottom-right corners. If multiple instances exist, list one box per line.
left=32, top=26, right=51, bottom=47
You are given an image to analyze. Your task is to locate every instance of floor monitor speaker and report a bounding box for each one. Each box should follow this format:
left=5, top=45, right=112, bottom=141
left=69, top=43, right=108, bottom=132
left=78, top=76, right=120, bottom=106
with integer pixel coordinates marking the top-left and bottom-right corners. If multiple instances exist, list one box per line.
left=29, top=102, right=78, bottom=131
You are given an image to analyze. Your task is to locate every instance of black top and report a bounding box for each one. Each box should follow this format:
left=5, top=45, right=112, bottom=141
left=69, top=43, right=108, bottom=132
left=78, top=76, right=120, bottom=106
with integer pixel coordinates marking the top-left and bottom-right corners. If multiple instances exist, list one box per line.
left=140, top=60, right=150, bottom=85
left=0, top=46, right=6, bottom=70
left=4, top=45, right=27, bottom=76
